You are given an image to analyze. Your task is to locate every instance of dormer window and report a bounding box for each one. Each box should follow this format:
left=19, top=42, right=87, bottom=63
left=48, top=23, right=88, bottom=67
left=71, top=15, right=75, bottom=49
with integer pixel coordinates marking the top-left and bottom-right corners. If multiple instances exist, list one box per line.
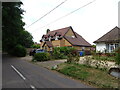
left=40, top=40, right=42, bottom=42
left=42, top=38, right=45, bottom=42
left=59, top=34, right=61, bottom=37
left=49, top=37, right=51, bottom=41
left=51, top=36, right=53, bottom=38
left=56, top=32, right=62, bottom=37
left=55, top=36, right=59, bottom=40
left=72, top=36, right=75, bottom=38
left=45, top=37, right=47, bottom=39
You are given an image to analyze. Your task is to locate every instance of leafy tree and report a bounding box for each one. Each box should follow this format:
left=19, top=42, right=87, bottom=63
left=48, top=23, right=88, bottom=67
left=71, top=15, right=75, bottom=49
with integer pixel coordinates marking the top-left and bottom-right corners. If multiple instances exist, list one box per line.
left=18, top=30, right=34, bottom=48
left=2, top=2, right=33, bottom=56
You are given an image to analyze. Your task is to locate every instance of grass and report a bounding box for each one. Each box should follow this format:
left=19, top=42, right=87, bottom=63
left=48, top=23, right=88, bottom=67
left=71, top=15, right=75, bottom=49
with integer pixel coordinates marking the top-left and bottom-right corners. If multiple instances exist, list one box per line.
left=56, top=63, right=119, bottom=88
left=92, top=55, right=115, bottom=62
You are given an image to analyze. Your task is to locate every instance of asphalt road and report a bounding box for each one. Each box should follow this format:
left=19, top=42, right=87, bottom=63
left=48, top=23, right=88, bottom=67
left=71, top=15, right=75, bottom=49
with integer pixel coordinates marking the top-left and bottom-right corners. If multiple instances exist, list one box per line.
left=2, top=54, right=93, bottom=89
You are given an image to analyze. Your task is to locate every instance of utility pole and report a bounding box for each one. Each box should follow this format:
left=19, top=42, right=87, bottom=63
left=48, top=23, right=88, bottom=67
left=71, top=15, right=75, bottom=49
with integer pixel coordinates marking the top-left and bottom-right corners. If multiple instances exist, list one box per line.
left=118, top=1, right=120, bottom=27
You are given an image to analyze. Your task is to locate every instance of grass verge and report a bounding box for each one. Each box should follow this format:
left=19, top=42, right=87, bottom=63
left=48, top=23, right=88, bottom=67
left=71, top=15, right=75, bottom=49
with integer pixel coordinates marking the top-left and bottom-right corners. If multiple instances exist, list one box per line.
left=56, top=63, right=119, bottom=88
left=92, top=55, right=115, bottom=62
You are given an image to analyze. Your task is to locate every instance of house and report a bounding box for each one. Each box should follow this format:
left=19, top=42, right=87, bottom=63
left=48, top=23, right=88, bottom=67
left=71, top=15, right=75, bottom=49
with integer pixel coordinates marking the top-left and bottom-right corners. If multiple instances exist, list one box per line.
left=93, top=26, right=120, bottom=53
left=40, top=26, right=91, bottom=52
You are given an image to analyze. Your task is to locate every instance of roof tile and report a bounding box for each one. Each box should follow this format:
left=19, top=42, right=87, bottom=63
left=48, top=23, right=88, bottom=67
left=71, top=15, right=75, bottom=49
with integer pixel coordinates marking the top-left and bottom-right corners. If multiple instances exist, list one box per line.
left=94, top=26, right=120, bottom=43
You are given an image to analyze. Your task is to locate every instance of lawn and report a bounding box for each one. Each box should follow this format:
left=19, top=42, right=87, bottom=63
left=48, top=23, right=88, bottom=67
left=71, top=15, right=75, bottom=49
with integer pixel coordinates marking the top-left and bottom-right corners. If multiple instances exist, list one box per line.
left=56, top=63, right=119, bottom=88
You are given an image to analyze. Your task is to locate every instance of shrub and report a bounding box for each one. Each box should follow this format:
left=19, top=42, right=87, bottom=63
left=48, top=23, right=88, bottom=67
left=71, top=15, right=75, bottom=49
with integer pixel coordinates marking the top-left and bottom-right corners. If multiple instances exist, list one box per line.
left=52, top=47, right=67, bottom=59
left=9, top=44, right=27, bottom=57
left=33, top=52, right=50, bottom=61
left=52, top=47, right=80, bottom=61
left=31, top=44, right=40, bottom=48
left=66, top=48, right=79, bottom=63
left=115, top=47, right=120, bottom=65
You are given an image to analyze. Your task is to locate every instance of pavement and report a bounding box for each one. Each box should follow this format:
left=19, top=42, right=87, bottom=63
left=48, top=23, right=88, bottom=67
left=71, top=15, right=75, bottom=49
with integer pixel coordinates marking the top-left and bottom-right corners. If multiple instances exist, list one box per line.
left=3, top=54, right=92, bottom=88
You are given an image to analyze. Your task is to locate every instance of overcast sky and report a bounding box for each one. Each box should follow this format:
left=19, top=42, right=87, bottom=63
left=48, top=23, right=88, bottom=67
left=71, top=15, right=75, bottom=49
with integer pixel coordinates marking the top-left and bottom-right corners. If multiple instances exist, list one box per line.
left=21, top=0, right=119, bottom=44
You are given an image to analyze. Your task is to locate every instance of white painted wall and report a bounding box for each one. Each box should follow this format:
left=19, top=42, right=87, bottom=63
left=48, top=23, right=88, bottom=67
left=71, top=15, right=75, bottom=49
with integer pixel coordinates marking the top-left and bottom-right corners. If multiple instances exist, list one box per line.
left=96, top=43, right=106, bottom=53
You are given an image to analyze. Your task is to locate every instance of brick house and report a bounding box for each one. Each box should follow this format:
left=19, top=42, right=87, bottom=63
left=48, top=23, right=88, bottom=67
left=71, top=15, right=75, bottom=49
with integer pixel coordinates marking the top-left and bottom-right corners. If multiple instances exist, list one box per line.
left=40, top=26, right=91, bottom=52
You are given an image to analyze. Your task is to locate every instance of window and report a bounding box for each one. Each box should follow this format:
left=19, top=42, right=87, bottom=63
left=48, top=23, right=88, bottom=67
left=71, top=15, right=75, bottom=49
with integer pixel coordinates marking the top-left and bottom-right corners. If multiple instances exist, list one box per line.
left=72, top=36, right=75, bottom=38
left=42, top=38, right=45, bottom=42
left=106, top=44, right=109, bottom=52
left=49, top=37, right=51, bottom=41
left=55, top=36, right=58, bottom=40
left=50, top=47, right=52, bottom=51
left=110, top=44, right=114, bottom=52
left=82, top=47, right=85, bottom=51
left=115, top=44, right=119, bottom=49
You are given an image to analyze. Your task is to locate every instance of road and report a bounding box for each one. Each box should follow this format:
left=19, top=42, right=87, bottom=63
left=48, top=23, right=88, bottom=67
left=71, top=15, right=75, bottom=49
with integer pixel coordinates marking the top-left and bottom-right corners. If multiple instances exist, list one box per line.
left=2, top=54, right=93, bottom=89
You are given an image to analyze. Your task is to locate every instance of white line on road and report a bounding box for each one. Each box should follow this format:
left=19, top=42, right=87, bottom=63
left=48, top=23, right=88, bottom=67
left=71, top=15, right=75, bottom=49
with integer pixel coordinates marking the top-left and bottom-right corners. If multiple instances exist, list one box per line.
left=30, top=85, right=37, bottom=90
left=11, top=65, right=26, bottom=80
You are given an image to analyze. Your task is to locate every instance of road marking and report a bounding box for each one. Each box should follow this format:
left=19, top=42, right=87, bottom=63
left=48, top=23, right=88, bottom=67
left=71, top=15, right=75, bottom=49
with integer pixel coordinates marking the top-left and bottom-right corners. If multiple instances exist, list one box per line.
left=30, top=85, right=37, bottom=90
left=11, top=65, right=26, bottom=80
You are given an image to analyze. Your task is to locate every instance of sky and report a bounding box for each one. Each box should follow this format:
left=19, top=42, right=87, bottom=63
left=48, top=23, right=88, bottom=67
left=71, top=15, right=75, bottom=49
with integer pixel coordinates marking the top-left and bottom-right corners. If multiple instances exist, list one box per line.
left=21, top=0, right=119, bottom=44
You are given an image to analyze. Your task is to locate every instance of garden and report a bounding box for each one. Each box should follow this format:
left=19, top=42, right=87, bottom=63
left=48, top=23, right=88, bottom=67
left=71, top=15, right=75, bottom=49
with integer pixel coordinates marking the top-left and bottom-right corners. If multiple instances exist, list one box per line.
left=55, top=63, right=119, bottom=88
left=32, top=46, right=120, bottom=66
left=32, top=47, right=80, bottom=62
left=92, top=47, right=120, bottom=65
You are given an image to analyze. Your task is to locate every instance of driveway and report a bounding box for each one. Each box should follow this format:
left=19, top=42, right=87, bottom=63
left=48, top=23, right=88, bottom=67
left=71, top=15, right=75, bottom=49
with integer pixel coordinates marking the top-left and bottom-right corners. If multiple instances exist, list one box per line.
left=20, top=55, right=67, bottom=69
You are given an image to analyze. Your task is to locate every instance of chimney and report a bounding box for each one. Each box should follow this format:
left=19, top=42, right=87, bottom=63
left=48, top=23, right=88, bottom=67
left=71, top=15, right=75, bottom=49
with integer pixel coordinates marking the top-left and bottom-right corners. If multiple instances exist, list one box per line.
left=46, top=29, right=50, bottom=34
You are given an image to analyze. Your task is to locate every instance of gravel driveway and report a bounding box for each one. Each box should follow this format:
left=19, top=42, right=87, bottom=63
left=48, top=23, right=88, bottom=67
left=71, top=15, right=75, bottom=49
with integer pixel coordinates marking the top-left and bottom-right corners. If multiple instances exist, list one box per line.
left=20, top=55, right=67, bottom=69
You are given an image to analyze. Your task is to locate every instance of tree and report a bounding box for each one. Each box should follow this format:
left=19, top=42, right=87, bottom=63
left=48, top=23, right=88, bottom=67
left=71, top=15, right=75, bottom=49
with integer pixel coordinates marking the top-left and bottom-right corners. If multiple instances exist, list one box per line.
left=2, top=2, right=33, bottom=56
left=2, top=2, right=24, bottom=51
left=18, top=30, right=34, bottom=48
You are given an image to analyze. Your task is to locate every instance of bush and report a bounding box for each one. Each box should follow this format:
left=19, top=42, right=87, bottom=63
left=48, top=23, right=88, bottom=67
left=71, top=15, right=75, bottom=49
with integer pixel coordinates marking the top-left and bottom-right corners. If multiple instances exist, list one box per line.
left=31, top=44, right=40, bottom=48
left=115, top=47, right=120, bottom=65
left=52, top=47, right=80, bottom=62
left=66, top=48, right=79, bottom=63
left=33, top=52, right=50, bottom=61
left=52, top=47, right=67, bottom=59
left=9, top=44, right=27, bottom=57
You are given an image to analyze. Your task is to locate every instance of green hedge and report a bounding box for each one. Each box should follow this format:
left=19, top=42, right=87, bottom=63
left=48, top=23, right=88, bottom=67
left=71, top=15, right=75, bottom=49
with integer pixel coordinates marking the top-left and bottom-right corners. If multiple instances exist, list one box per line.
left=33, top=52, right=50, bottom=61
left=9, top=44, right=27, bottom=57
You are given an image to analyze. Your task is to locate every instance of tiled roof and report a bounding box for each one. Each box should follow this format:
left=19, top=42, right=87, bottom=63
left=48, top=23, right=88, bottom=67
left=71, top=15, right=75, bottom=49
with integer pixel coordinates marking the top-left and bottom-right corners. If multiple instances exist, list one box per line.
left=46, top=26, right=70, bottom=37
left=41, top=26, right=91, bottom=47
left=65, top=32, right=91, bottom=47
left=94, top=26, right=120, bottom=43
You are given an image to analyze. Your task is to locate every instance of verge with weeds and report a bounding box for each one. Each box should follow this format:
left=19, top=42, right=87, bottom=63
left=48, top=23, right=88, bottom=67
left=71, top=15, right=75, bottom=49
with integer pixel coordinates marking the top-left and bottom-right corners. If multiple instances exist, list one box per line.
left=55, top=63, right=119, bottom=88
